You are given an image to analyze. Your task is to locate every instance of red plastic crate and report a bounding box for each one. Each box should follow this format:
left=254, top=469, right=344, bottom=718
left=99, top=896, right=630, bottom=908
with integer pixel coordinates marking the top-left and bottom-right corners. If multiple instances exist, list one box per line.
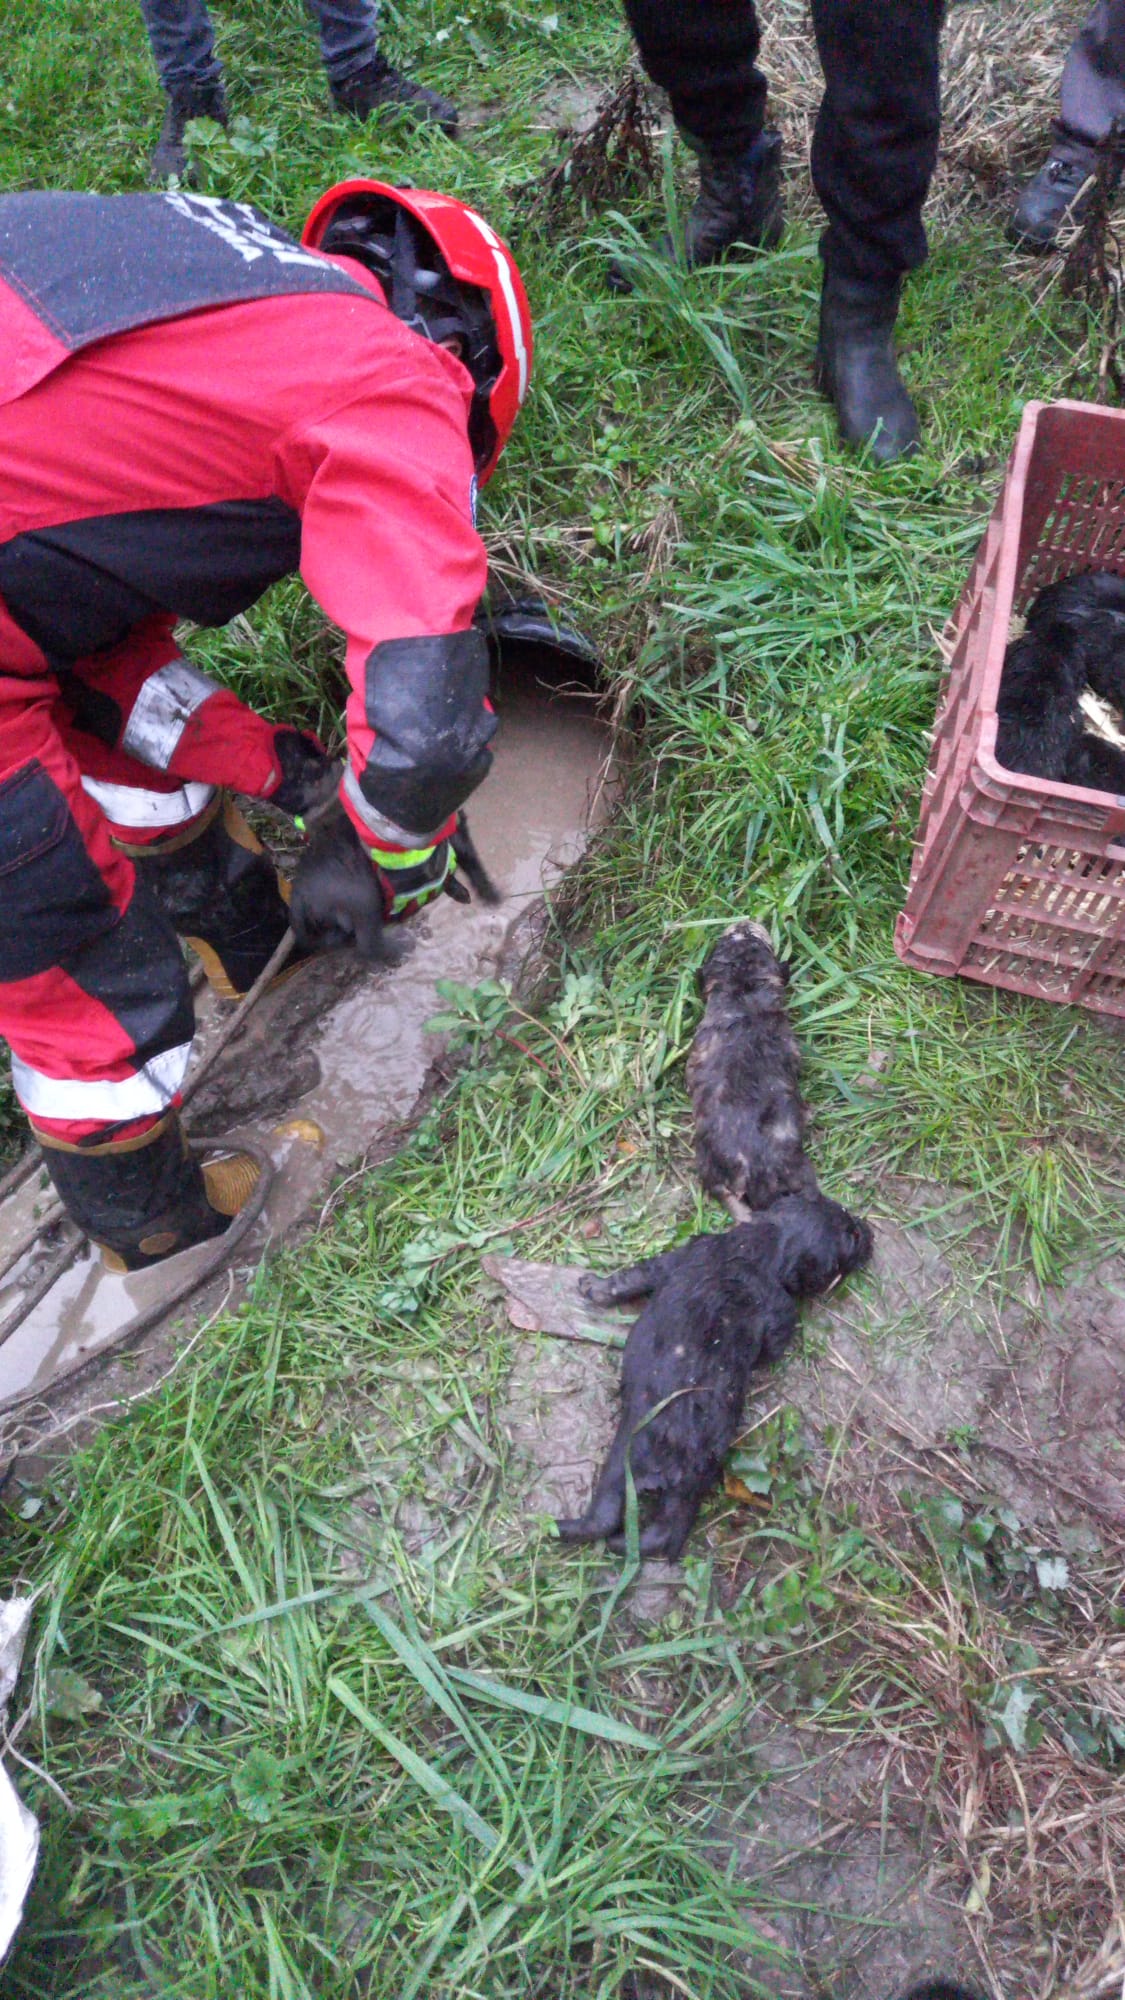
left=895, top=398, right=1125, bottom=1018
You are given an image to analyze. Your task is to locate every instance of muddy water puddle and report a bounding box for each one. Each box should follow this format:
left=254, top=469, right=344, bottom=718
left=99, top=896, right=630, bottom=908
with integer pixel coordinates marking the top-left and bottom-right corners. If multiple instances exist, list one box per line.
left=0, top=678, right=612, bottom=1412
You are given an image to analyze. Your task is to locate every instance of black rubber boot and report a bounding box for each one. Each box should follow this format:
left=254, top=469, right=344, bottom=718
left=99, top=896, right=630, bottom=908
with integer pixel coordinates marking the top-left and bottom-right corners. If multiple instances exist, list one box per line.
left=814, top=272, right=920, bottom=466
left=609, top=128, right=783, bottom=293
left=330, top=55, right=458, bottom=136
left=40, top=1115, right=259, bottom=1272
left=148, top=77, right=229, bottom=185
left=1008, top=130, right=1114, bottom=252
left=131, top=795, right=295, bottom=1000
left=678, top=127, right=784, bottom=267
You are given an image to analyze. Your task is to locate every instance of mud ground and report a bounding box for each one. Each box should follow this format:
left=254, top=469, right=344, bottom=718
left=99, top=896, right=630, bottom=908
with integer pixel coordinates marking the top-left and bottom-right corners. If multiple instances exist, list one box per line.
left=488, top=1181, right=1125, bottom=2000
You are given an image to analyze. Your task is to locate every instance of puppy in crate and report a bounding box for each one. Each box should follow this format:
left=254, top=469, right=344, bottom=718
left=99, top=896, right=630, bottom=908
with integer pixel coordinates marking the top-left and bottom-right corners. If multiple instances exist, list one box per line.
left=996, top=568, right=1125, bottom=792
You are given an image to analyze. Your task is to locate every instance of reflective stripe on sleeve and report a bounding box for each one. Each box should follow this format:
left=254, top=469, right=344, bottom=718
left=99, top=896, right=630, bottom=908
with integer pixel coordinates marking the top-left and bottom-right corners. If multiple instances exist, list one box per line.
left=11, top=1041, right=193, bottom=1124
left=342, top=764, right=446, bottom=848
left=121, top=658, right=220, bottom=771
left=80, top=776, right=216, bottom=829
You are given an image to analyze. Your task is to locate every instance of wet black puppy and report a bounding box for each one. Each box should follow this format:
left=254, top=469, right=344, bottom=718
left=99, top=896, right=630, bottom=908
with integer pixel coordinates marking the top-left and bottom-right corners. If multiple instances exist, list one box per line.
left=292, top=808, right=499, bottom=963
left=556, top=1194, right=872, bottom=1560
left=686, top=921, right=815, bottom=1220
left=996, top=569, right=1125, bottom=788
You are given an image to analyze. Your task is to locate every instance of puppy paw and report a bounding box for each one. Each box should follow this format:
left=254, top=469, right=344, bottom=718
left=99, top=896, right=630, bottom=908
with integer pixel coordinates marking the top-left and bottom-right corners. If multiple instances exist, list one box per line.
left=554, top=1514, right=603, bottom=1544
left=578, top=1271, right=614, bottom=1306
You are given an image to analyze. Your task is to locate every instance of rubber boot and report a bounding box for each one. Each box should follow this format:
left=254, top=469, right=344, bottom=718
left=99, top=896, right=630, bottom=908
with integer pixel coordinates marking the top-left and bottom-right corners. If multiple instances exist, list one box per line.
left=148, top=77, right=229, bottom=185
left=678, top=127, right=785, bottom=267
left=814, top=272, right=920, bottom=466
left=1008, top=130, right=1115, bottom=251
left=609, top=128, right=783, bottom=294
left=330, top=55, right=458, bottom=136
left=128, top=794, right=296, bottom=1000
left=39, top=1114, right=259, bottom=1272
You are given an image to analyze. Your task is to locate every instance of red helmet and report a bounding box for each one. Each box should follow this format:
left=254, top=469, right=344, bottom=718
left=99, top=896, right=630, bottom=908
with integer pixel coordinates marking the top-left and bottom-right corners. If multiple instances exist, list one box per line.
left=303, top=180, right=532, bottom=483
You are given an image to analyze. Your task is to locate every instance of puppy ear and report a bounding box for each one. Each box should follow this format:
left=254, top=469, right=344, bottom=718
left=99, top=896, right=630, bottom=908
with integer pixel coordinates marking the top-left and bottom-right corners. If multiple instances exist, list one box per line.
left=779, top=958, right=794, bottom=985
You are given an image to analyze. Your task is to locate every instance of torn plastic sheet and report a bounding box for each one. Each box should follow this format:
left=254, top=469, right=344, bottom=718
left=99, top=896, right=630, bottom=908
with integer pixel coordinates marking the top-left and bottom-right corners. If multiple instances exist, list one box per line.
left=481, top=1252, right=625, bottom=1347
left=0, top=1599, right=38, bottom=1963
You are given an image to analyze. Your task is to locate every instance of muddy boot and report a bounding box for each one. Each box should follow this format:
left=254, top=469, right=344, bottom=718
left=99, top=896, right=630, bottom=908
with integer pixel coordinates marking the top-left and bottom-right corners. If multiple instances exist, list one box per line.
left=814, top=272, right=920, bottom=466
left=40, top=1114, right=260, bottom=1272
left=609, top=128, right=783, bottom=294
left=148, top=77, right=229, bottom=185
left=1008, top=130, right=1112, bottom=251
left=330, top=56, right=458, bottom=136
left=130, top=794, right=298, bottom=1001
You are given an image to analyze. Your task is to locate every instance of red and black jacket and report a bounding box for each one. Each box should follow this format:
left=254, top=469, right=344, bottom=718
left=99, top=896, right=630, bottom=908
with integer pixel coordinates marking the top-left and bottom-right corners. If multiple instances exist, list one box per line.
left=0, top=190, right=494, bottom=847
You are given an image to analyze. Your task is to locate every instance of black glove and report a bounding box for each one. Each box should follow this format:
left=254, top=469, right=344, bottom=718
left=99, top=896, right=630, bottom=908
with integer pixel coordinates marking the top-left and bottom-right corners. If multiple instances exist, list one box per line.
left=289, top=807, right=389, bottom=962
left=269, top=729, right=340, bottom=819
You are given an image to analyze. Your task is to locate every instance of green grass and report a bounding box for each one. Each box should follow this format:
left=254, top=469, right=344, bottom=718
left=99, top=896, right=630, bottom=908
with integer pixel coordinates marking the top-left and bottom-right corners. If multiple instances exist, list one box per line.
left=3, top=1, right=1125, bottom=1993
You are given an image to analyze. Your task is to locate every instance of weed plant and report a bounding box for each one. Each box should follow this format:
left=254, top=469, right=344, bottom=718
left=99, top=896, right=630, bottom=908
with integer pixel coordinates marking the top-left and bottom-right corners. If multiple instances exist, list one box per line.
left=2, top=0, right=1124, bottom=1994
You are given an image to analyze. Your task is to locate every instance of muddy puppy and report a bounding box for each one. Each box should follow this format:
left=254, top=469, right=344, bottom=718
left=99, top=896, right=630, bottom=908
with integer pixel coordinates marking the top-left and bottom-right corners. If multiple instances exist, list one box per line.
left=292, top=808, right=500, bottom=963
left=687, top=920, right=815, bottom=1220
left=557, top=1193, right=872, bottom=1560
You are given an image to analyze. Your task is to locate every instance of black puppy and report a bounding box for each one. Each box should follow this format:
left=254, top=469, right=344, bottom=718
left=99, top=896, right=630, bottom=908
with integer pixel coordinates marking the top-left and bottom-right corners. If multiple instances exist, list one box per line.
left=996, top=569, right=1125, bottom=790
left=291, top=808, right=499, bottom=961
left=686, top=921, right=815, bottom=1220
left=556, top=1194, right=872, bottom=1560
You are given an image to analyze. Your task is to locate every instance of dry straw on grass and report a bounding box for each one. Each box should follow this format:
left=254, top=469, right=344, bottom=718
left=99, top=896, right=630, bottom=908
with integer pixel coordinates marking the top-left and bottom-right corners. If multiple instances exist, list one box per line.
left=822, top=1468, right=1125, bottom=2000
left=759, top=1, right=1089, bottom=232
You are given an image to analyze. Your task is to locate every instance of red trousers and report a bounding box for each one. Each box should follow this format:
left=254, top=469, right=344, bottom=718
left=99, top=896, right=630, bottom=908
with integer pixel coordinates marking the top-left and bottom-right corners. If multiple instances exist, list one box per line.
left=0, top=612, right=284, bottom=1147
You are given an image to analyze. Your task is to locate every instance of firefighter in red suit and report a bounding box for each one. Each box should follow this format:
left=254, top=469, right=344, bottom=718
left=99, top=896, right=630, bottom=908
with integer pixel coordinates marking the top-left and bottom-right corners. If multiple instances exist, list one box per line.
left=0, top=183, right=532, bottom=1270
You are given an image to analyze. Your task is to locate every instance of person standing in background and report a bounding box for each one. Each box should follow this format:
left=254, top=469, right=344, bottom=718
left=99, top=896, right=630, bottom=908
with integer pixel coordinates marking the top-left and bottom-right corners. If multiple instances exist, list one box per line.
left=140, top=0, right=458, bottom=182
left=1010, top=2, right=1125, bottom=251
left=619, top=0, right=946, bottom=466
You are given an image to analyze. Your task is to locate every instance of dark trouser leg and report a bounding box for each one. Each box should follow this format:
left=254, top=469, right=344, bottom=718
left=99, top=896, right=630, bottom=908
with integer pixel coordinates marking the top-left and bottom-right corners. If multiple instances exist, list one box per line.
left=322, top=0, right=458, bottom=129
left=809, top=0, right=944, bottom=462
left=138, top=0, right=223, bottom=93
left=1011, top=1, right=1125, bottom=250
left=614, top=0, right=782, bottom=281
left=307, top=0, right=380, bottom=87
left=624, top=0, right=767, bottom=158
left=809, top=0, right=945, bottom=287
left=1060, top=0, right=1125, bottom=143
left=139, top=0, right=227, bottom=182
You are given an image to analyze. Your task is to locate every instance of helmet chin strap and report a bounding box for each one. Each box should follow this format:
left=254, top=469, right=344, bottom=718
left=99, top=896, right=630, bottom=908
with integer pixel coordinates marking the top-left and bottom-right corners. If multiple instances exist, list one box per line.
left=390, top=207, right=418, bottom=328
